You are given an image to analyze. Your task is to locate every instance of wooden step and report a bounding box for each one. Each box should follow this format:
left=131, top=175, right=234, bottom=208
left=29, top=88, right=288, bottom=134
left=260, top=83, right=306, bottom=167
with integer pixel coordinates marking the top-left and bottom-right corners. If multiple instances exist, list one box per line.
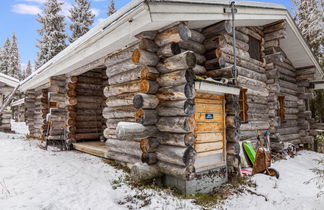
left=73, top=141, right=108, bottom=158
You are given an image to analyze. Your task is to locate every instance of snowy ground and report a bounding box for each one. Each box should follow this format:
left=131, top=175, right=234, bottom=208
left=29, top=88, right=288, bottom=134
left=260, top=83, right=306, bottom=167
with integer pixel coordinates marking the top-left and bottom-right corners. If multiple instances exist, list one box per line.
left=0, top=122, right=323, bottom=210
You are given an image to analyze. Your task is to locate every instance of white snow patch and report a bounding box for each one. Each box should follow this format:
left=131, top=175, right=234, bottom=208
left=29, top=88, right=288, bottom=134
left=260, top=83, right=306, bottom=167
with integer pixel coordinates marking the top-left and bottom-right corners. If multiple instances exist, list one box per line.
left=222, top=150, right=324, bottom=210
left=10, top=120, right=29, bottom=135
left=0, top=131, right=323, bottom=209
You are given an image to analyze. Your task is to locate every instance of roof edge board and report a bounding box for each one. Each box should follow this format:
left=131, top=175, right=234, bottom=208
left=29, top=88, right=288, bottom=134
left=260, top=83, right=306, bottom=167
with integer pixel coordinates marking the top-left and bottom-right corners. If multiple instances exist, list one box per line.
left=19, top=1, right=150, bottom=92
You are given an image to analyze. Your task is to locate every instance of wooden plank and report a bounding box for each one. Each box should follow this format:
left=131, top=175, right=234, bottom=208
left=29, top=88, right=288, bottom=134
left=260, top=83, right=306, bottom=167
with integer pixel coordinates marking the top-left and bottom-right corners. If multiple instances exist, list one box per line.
left=195, top=122, right=224, bottom=132
left=196, top=149, right=223, bottom=157
left=196, top=92, right=224, bottom=100
left=196, top=132, right=223, bottom=143
left=73, top=141, right=108, bottom=158
left=195, top=98, right=223, bottom=104
left=194, top=141, right=223, bottom=153
left=195, top=103, right=223, bottom=113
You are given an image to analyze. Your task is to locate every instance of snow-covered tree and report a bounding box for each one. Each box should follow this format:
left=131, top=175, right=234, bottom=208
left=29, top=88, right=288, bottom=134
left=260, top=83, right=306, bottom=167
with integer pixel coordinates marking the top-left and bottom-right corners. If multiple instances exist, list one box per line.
left=293, top=0, right=324, bottom=123
left=107, top=0, right=116, bottom=16
left=292, top=0, right=324, bottom=61
left=8, top=33, right=21, bottom=79
left=36, top=0, right=67, bottom=69
left=69, top=0, right=95, bottom=43
left=23, top=60, right=33, bottom=79
left=0, top=38, right=11, bottom=74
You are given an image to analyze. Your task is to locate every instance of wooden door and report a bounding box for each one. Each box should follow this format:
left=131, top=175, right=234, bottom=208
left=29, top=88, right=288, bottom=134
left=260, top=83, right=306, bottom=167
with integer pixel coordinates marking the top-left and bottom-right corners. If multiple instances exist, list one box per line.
left=194, top=92, right=226, bottom=171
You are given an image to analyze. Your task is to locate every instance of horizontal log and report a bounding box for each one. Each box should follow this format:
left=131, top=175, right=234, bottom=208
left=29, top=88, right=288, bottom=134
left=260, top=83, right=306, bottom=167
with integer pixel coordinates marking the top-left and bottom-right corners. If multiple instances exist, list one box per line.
left=105, top=80, right=159, bottom=97
left=204, top=33, right=249, bottom=51
left=106, top=118, right=136, bottom=129
left=132, top=49, right=159, bottom=66
left=106, top=59, right=138, bottom=78
left=157, top=161, right=195, bottom=180
left=202, top=20, right=232, bottom=39
left=76, top=83, right=102, bottom=90
left=130, top=163, right=161, bottom=182
left=76, top=121, right=102, bottom=128
left=240, top=121, right=270, bottom=131
left=116, top=122, right=158, bottom=140
left=140, top=137, right=159, bottom=153
left=178, top=40, right=206, bottom=54
left=135, top=109, right=158, bottom=125
left=139, top=38, right=158, bottom=52
left=204, top=58, right=226, bottom=70
left=157, top=99, right=195, bottom=116
left=157, top=83, right=195, bottom=101
left=102, top=106, right=136, bottom=119
left=106, top=150, right=140, bottom=164
left=133, top=93, right=159, bottom=109
left=106, top=93, right=135, bottom=107
left=77, top=96, right=103, bottom=103
left=154, top=23, right=190, bottom=46
left=157, top=69, right=195, bottom=87
left=77, top=76, right=103, bottom=85
left=158, top=132, right=195, bottom=147
left=108, top=66, right=159, bottom=85
left=104, top=44, right=138, bottom=67
left=107, top=139, right=142, bottom=158
left=156, top=145, right=196, bottom=167
left=192, top=64, right=206, bottom=74
left=75, top=133, right=101, bottom=140
left=160, top=51, right=196, bottom=73
left=157, top=42, right=181, bottom=58
left=263, top=20, right=286, bottom=34
left=157, top=117, right=194, bottom=133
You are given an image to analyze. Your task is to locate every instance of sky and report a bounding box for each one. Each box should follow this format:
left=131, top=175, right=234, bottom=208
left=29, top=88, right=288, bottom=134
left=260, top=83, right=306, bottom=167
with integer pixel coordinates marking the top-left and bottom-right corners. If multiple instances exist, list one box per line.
left=0, top=0, right=294, bottom=70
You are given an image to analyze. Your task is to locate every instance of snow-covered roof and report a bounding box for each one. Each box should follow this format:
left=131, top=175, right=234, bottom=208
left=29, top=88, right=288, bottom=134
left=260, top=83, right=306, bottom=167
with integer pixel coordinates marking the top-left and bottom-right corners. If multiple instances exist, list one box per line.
left=11, top=98, right=25, bottom=107
left=19, top=0, right=323, bottom=91
left=0, top=73, right=19, bottom=88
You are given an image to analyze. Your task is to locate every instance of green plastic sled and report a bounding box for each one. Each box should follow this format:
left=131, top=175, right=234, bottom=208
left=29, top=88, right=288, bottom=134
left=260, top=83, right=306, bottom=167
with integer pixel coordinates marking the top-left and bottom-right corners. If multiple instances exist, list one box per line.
left=243, top=142, right=256, bottom=164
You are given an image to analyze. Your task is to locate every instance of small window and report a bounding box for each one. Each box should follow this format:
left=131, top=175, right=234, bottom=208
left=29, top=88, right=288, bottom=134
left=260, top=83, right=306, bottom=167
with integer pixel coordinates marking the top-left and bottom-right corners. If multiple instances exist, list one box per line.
left=239, top=89, right=248, bottom=122
left=248, top=36, right=261, bottom=61
left=278, top=96, right=285, bottom=120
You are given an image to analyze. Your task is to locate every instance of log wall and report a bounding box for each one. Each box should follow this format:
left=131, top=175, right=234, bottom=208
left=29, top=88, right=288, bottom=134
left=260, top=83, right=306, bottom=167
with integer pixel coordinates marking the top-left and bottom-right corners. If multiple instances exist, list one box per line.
left=263, top=20, right=314, bottom=148
left=74, top=69, right=105, bottom=142
left=25, top=89, right=48, bottom=139
left=155, top=23, right=199, bottom=180
left=103, top=39, right=160, bottom=165
left=47, top=75, right=67, bottom=142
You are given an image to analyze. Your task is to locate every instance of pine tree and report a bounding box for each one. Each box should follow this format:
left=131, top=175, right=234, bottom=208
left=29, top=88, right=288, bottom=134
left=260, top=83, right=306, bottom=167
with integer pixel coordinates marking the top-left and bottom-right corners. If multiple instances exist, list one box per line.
left=22, top=60, right=33, bottom=79
left=293, top=0, right=324, bottom=123
left=0, top=38, right=11, bottom=74
left=25, top=60, right=32, bottom=77
left=8, top=33, right=21, bottom=79
left=36, top=0, right=67, bottom=69
left=69, top=0, right=95, bottom=43
left=292, top=0, right=324, bottom=60
left=107, top=0, right=116, bottom=16
left=0, top=47, right=4, bottom=74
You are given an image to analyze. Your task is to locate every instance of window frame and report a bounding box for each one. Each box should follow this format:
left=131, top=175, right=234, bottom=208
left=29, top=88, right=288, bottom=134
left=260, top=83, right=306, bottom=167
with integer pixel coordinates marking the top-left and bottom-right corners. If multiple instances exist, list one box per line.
left=277, top=96, right=285, bottom=121
left=239, top=88, right=248, bottom=123
left=248, top=35, right=262, bottom=61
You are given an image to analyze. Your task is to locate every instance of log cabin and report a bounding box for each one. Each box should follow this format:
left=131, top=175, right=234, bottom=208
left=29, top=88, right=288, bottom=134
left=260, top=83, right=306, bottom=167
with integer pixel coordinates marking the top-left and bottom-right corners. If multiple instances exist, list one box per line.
left=18, top=0, right=324, bottom=194
left=0, top=73, right=19, bottom=131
